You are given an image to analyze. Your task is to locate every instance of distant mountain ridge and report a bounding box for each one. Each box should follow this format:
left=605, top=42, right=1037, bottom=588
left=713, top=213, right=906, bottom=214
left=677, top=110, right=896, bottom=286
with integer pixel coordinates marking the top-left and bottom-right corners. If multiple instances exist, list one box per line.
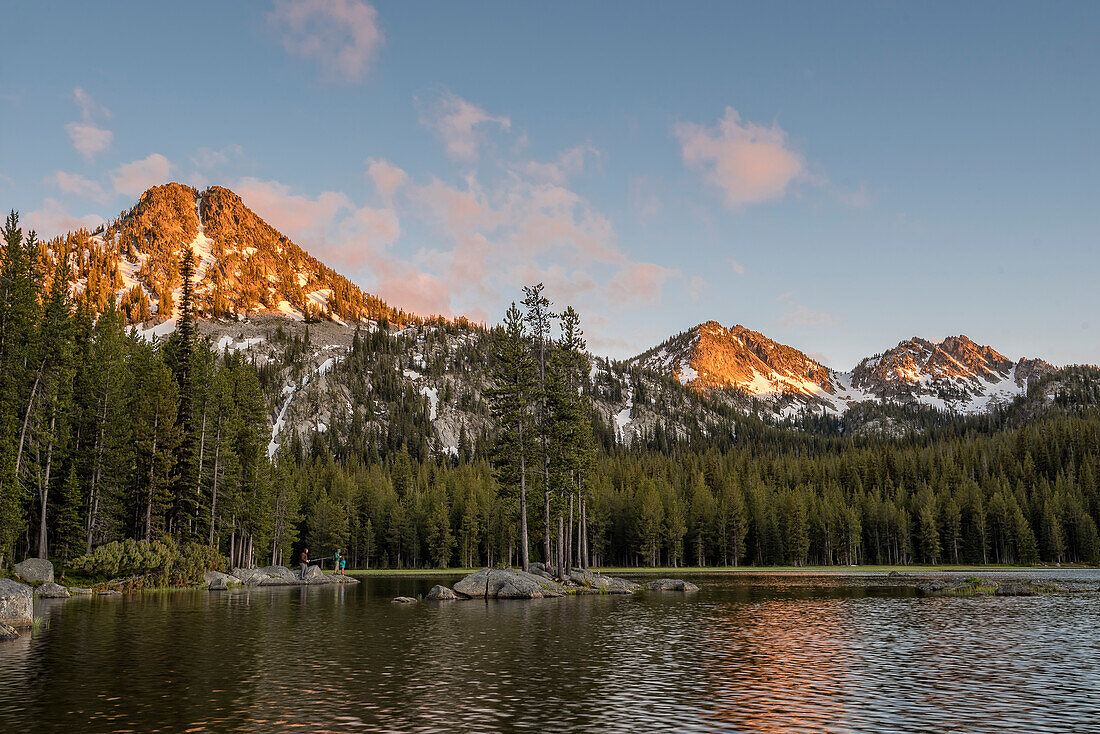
left=632, top=321, right=1057, bottom=416
left=40, top=183, right=1071, bottom=431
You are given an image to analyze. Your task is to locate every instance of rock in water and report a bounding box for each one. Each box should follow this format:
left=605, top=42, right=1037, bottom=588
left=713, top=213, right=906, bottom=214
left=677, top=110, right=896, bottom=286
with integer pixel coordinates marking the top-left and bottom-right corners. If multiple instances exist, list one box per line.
left=68, top=587, right=93, bottom=595
left=35, top=582, right=70, bottom=599
left=203, top=571, right=236, bottom=587
left=208, top=577, right=228, bottom=591
left=258, top=565, right=300, bottom=585
left=0, top=622, right=18, bottom=641
left=426, top=585, right=461, bottom=601
left=643, top=579, right=700, bottom=592
left=14, top=558, right=54, bottom=585
left=453, top=568, right=567, bottom=599
left=392, top=596, right=417, bottom=604
left=0, top=579, right=34, bottom=627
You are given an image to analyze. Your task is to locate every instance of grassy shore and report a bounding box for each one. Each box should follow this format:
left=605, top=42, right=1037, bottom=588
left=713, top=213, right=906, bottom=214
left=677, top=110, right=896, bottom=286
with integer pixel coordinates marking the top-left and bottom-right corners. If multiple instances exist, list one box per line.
left=342, top=563, right=1095, bottom=576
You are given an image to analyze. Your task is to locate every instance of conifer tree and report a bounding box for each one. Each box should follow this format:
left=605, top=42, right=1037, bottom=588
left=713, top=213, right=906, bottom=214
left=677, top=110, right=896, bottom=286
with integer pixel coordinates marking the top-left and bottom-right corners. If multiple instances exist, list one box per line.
left=488, top=303, right=536, bottom=571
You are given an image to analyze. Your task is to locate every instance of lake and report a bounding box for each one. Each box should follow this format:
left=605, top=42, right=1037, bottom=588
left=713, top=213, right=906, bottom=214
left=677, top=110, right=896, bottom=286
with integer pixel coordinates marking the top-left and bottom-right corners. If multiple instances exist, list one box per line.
left=2, top=570, right=1099, bottom=732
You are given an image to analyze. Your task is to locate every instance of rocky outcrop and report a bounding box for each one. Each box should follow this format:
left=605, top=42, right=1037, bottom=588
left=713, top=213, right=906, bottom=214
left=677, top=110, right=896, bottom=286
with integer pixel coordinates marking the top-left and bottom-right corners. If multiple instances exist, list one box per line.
left=569, top=569, right=640, bottom=594
left=454, top=568, right=567, bottom=599
left=426, top=585, right=462, bottom=601
left=643, top=578, right=700, bottom=592
left=916, top=577, right=1062, bottom=597
left=14, top=558, right=54, bottom=585
left=35, top=582, right=70, bottom=599
left=203, top=571, right=237, bottom=587
left=228, top=565, right=359, bottom=587
left=208, top=577, right=228, bottom=591
left=392, top=596, right=417, bottom=604
left=0, top=579, right=34, bottom=627
left=0, top=622, right=18, bottom=641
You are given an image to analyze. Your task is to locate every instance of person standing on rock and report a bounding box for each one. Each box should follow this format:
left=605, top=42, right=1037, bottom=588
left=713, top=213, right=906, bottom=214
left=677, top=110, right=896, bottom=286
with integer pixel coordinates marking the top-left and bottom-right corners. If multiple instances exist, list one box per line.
left=299, top=548, right=310, bottom=579
left=334, top=549, right=342, bottom=575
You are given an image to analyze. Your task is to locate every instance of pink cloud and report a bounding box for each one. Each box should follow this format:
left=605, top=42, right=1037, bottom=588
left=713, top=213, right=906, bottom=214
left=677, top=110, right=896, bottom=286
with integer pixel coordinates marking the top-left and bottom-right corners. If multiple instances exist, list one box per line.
left=521, top=144, right=599, bottom=185
left=48, top=171, right=108, bottom=202
left=23, top=198, right=104, bottom=238
left=110, top=154, right=171, bottom=198
left=425, top=92, right=510, bottom=161
left=271, top=0, right=384, bottom=82
left=233, top=177, right=352, bottom=243
left=675, top=107, right=805, bottom=206
left=608, top=263, right=679, bottom=306
left=66, top=122, right=112, bottom=160
left=728, top=257, right=746, bottom=275
left=366, top=158, right=407, bottom=200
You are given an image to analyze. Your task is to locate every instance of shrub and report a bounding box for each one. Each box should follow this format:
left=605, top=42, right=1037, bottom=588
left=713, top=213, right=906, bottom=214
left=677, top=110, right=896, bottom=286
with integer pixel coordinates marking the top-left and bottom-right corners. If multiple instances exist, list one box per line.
left=69, top=537, right=228, bottom=587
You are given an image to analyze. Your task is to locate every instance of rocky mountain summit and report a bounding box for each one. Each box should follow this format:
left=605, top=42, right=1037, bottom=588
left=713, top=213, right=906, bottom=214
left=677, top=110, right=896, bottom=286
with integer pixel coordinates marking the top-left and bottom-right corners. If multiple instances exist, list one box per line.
left=632, top=322, right=1057, bottom=416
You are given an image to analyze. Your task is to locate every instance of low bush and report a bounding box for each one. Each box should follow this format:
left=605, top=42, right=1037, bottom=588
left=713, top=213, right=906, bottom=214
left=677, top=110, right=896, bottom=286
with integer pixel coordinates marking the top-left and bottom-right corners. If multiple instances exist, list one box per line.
left=68, top=537, right=228, bottom=587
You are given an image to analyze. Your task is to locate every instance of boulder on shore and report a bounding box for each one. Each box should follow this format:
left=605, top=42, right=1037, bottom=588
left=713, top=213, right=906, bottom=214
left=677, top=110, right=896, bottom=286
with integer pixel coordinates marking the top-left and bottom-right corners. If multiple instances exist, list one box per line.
left=208, top=577, right=228, bottom=591
left=643, top=578, right=700, bottom=592
left=454, top=568, right=567, bottom=599
left=35, top=581, right=70, bottom=599
left=0, top=622, right=18, bottom=641
left=392, top=596, right=417, bottom=604
left=68, top=587, right=93, bottom=595
left=14, top=558, right=54, bottom=585
left=426, top=585, right=462, bottom=601
left=203, top=571, right=236, bottom=587
left=0, top=578, right=34, bottom=627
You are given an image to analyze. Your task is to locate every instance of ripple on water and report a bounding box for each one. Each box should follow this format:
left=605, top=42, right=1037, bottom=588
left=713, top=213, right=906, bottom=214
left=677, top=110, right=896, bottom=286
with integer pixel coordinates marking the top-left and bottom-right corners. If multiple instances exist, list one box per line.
left=2, top=571, right=1099, bottom=732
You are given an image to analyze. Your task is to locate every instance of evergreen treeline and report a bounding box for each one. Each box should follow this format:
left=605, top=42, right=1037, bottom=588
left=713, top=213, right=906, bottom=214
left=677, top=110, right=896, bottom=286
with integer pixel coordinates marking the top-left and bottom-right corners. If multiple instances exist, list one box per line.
left=0, top=213, right=293, bottom=571
left=4, top=210, right=1100, bottom=574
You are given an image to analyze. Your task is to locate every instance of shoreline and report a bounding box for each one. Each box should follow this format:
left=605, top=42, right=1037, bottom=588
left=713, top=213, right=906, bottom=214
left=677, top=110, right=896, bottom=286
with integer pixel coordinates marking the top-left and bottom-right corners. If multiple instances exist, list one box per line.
left=342, top=563, right=1099, bottom=577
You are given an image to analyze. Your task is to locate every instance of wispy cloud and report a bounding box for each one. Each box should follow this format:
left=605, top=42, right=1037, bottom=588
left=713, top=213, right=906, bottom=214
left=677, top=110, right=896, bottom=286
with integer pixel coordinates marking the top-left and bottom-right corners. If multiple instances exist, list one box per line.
left=191, top=144, right=244, bottom=170
left=65, top=87, right=112, bottom=159
left=627, top=175, right=662, bottom=222
left=48, top=171, right=108, bottom=202
left=23, top=198, right=104, bottom=238
left=728, top=257, right=746, bottom=275
left=423, top=92, right=511, bottom=162
left=775, top=293, right=840, bottom=328
left=111, top=154, right=171, bottom=198
left=675, top=107, right=805, bottom=207
left=271, top=0, right=384, bottom=82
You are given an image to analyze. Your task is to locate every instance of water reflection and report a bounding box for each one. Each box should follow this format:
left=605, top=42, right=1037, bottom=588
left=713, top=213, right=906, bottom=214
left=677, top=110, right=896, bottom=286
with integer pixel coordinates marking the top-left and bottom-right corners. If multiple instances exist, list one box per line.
left=1, top=571, right=1098, bottom=732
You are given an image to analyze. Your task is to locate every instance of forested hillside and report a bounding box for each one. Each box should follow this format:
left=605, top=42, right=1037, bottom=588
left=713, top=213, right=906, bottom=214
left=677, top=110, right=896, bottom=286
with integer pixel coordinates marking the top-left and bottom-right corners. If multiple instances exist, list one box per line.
left=4, top=209, right=1100, bottom=575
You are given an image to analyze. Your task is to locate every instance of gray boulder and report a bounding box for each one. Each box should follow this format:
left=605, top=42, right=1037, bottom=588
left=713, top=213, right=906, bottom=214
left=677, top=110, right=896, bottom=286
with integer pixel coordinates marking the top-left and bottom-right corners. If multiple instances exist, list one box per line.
left=643, top=578, right=700, bottom=592
left=570, top=569, right=612, bottom=589
left=230, top=567, right=261, bottom=585
left=97, top=589, right=122, bottom=596
left=203, top=571, right=236, bottom=587
left=14, top=558, right=54, bottom=585
left=0, top=622, right=17, bottom=641
left=301, top=565, right=328, bottom=583
left=208, top=576, right=228, bottom=591
left=454, top=568, right=567, bottom=599
left=258, top=565, right=300, bottom=585
left=607, top=577, right=641, bottom=593
left=68, top=587, right=93, bottom=595
left=0, top=579, right=34, bottom=627
left=392, top=596, right=417, bottom=604
left=426, top=585, right=462, bottom=601
left=35, top=581, right=70, bottom=599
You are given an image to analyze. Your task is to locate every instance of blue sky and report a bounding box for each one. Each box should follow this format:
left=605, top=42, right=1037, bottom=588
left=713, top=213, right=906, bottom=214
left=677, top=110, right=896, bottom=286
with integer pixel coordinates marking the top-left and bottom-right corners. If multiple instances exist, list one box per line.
left=2, top=1, right=1098, bottom=367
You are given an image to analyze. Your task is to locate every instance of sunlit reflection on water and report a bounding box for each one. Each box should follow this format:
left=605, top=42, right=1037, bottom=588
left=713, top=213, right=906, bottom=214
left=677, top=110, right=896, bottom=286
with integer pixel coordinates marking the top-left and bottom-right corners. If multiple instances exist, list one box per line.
left=2, top=571, right=1099, bottom=732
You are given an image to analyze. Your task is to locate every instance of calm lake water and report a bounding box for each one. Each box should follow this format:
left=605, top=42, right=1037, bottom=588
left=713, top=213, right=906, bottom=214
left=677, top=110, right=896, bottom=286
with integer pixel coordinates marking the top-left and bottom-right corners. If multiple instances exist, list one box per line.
left=2, top=570, right=1099, bottom=733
